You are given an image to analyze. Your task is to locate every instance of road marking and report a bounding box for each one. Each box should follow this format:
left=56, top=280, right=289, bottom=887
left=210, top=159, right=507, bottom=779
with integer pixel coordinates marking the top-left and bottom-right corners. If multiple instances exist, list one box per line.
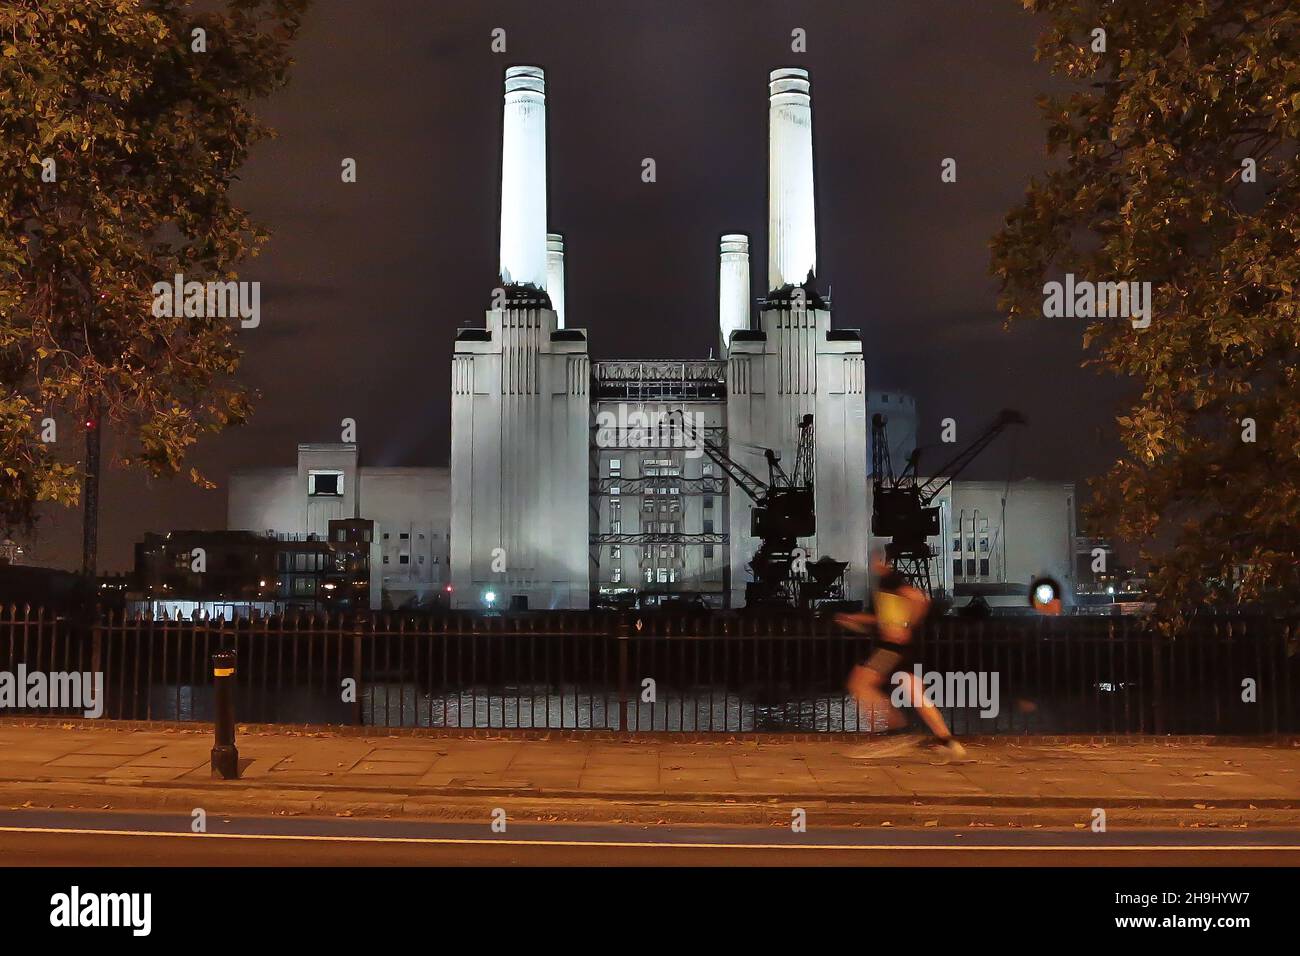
left=0, top=826, right=1296, bottom=852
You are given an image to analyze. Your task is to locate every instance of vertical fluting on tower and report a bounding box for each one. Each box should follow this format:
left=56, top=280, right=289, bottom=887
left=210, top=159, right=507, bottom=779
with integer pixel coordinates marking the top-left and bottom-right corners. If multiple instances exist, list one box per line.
left=499, top=66, right=548, bottom=289
left=767, top=68, right=817, bottom=292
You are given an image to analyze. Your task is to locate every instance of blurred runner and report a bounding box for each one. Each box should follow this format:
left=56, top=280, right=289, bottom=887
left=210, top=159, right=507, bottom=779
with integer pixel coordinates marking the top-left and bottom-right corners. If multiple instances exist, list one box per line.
left=836, top=556, right=967, bottom=760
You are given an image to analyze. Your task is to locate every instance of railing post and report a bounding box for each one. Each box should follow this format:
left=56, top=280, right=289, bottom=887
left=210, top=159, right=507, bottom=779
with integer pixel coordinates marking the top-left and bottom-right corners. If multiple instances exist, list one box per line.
left=617, top=614, right=630, bottom=731
left=351, top=615, right=365, bottom=726
left=90, top=613, right=103, bottom=718
left=1150, top=621, right=1165, bottom=736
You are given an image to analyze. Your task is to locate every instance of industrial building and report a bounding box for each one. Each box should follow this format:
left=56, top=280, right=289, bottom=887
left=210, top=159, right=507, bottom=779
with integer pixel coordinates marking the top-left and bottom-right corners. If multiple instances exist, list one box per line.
left=218, top=64, right=1079, bottom=614
left=449, top=65, right=867, bottom=611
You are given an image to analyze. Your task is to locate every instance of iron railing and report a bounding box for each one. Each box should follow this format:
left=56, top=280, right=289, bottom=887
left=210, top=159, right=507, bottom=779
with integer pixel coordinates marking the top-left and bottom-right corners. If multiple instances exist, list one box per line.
left=0, top=606, right=1295, bottom=734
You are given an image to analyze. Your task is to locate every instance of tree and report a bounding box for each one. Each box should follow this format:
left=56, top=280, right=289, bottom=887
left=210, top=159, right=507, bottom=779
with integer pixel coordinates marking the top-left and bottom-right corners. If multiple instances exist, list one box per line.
left=0, top=0, right=309, bottom=572
left=991, top=1, right=1300, bottom=620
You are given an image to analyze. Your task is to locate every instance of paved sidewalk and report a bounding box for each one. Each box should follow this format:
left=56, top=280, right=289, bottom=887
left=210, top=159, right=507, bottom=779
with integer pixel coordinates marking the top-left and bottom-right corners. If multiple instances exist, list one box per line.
left=1, top=723, right=1296, bottom=827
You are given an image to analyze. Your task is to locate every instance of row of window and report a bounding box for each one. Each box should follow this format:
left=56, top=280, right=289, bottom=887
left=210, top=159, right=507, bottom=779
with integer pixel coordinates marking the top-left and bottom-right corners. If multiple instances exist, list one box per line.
left=381, top=554, right=439, bottom=566
left=606, top=459, right=716, bottom=477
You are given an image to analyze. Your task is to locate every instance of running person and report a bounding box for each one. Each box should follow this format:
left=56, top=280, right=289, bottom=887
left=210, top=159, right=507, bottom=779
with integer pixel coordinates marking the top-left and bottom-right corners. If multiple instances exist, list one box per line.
left=836, top=557, right=967, bottom=759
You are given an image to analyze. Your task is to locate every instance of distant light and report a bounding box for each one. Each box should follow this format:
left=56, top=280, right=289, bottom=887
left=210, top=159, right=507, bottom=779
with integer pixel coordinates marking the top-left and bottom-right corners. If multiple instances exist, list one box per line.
left=1034, top=583, right=1055, bottom=605
left=445, top=585, right=453, bottom=593
left=483, top=590, right=496, bottom=606
left=323, top=583, right=336, bottom=590
left=1106, top=585, right=1115, bottom=595
left=259, top=580, right=266, bottom=587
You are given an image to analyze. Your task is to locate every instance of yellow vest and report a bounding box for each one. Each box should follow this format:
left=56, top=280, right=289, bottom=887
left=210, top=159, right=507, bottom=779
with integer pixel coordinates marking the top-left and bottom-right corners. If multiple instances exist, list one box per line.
left=875, top=590, right=911, bottom=629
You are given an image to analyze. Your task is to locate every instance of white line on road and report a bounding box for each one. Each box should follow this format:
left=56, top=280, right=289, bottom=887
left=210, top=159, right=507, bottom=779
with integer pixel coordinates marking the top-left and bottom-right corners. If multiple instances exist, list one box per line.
left=0, top=826, right=1296, bottom=852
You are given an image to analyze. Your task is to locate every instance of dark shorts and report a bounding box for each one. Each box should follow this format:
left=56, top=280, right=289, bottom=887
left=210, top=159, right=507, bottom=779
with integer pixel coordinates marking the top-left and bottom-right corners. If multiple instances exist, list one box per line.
left=864, top=643, right=912, bottom=680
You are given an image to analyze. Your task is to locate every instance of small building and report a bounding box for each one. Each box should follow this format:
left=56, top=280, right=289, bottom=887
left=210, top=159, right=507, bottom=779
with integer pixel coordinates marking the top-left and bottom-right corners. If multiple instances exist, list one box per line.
left=227, top=443, right=450, bottom=611
left=131, top=529, right=348, bottom=619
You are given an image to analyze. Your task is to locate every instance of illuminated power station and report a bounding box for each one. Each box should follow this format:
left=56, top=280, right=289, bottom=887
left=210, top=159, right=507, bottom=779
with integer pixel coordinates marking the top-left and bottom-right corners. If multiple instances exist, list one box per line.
left=224, top=65, right=1078, bottom=614
left=448, top=65, right=869, bottom=610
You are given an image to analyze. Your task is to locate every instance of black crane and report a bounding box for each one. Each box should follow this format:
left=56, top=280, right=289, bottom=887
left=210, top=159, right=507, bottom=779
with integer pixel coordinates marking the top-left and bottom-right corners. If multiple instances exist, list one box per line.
left=872, top=409, right=1026, bottom=594
left=670, top=411, right=848, bottom=609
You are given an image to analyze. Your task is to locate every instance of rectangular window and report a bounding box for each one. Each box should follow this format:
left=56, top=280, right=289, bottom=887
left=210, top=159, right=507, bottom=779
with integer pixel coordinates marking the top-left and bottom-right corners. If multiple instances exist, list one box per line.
left=704, top=496, right=714, bottom=510
left=399, top=553, right=410, bottom=565
left=610, top=545, right=621, bottom=560
left=966, top=559, right=977, bottom=577
left=657, top=568, right=669, bottom=583
left=610, top=519, right=621, bottom=533
left=609, top=458, right=622, bottom=474
left=307, top=470, right=344, bottom=497
left=399, top=532, right=409, bottom=540
left=609, top=486, right=620, bottom=496
left=611, top=568, right=622, bottom=583
left=704, top=545, right=714, bottom=560
left=979, top=558, right=990, bottom=577
left=952, top=559, right=961, bottom=579
left=703, top=463, right=714, bottom=476
left=703, top=519, right=714, bottom=534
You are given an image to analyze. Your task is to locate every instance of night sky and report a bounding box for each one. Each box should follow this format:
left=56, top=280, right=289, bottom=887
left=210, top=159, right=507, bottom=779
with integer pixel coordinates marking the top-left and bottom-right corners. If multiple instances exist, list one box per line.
left=29, top=0, right=1129, bottom=572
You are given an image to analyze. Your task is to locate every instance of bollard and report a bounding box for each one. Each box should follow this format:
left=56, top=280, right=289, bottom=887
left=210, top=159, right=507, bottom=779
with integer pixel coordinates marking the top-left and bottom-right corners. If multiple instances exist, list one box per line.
left=210, top=649, right=240, bottom=779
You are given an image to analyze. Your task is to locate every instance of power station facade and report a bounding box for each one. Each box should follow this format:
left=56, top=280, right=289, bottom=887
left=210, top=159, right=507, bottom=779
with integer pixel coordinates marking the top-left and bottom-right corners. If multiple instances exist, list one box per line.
left=449, top=65, right=869, bottom=610
left=219, top=64, right=1079, bottom=615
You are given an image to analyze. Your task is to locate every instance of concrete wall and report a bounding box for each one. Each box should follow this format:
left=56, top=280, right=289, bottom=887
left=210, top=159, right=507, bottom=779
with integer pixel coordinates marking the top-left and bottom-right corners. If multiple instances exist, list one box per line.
left=726, top=302, right=869, bottom=606
left=949, top=480, right=1076, bottom=600
left=360, top=468, right=450, bottom=607
left=890, top=480, right=1076, bottom=603
left=450, top=304, right=590, bottom=609
left=228, top=468, right=299, bottom=535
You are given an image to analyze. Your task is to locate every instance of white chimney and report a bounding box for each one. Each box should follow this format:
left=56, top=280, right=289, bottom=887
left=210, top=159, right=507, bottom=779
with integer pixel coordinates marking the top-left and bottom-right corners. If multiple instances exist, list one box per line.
left=718, top=233, right=749, bottom=350
left=546, top=232, right=566, bottom=328
left=767, top=67, right=816, bottom=292
left=499, top=66, right=548, bottom=290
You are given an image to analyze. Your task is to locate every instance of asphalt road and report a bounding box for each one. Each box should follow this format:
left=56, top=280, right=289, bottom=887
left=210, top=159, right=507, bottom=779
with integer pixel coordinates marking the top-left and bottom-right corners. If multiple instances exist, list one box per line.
left=1, top=809, right=1298, bottom=866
